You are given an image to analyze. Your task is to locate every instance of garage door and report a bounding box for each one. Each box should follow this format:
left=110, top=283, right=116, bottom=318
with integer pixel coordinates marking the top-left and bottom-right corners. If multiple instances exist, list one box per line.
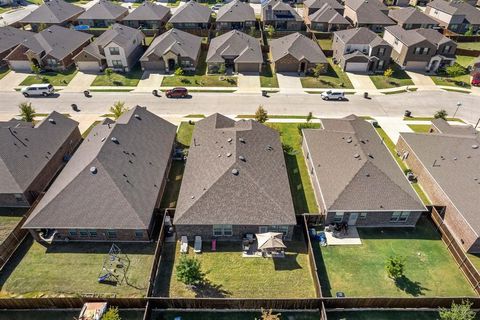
left=141, top=60, right=165, bottom=72
left=76, top=61, right=101, bottom=72
left=405, top=61, right=428, bottom=71
left=275, top=62, right=299, bottom=73
left=236, top=63, right=260, bottom=73
left=8, top=60, right=31, bottom=72
left=345, top=62, right=368, bottom=72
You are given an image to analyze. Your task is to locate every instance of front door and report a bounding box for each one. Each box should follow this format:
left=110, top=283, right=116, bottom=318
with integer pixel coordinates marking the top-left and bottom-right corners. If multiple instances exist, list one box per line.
left=348, top=213, right=359, bottom=226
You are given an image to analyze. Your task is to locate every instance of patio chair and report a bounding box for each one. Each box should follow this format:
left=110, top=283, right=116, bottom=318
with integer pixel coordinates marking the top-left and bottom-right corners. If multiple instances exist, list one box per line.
left=194, top=236, right=202, bottom=253
left=180, top=236, right=188, bottom=253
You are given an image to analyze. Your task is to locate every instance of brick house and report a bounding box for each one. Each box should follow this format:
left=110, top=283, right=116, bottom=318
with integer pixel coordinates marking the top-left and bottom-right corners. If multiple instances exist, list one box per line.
left=0, top=27, right=35, bottom=68
left=168, top=0, right=212, bottom=31
left=215, top=0, right=256, bottom=31
left=77, top=0, right=128, bottom=28
left=425, top=0, right=480, bottom=34
left=121, top=2, right=171, bottom=30
left=19, top=0, right=84, bottom=32
left=261, top=0, right=304, bottom=31
left=343, top=0, right=394, bottom=33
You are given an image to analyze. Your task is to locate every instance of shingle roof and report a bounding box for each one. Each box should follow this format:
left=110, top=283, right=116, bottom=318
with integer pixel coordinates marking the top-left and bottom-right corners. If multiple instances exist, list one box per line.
left=346, top=0, right=387, bottom=12
left=335, top=27, right=388, bottom=46
left=308, top=3, right=350, bottom=24
left=173, top=114, right=296, bottom=226
left=0, top=112, right=79, bottom=195
left=303, top=115, right=425, bottom=212
left=427, top=0, right=459, bottom=15
left=345, top=0, right=393, bottom=25
left=385, top=25, right=429, bottom=46
left=450, top=1, right=480, bottom=25
left=216, top=0, right=255, bottom=22
left=262, top=0, right=303, bottom=22
left=140, top=28, right=202, bottom=62
left=0, top=26, right=35, bottom=54
left=169, top=0, right=211, bottom=24
left=206, top=30, right=262, bottom=64
left=20, top=0, right=84, bottom=24
left=77, top=0, right=127, bottom=20
left=122, top=2, right=170, bottom=21
left=388, top=7, right=439, bottom=26
left=23, top=106, right=177, bottom=230
left=400, top=129, right=480, bottom=233
left=304, top=0, right=344, bottom=11
left=431, top=118, right=478, bottom=136
left=270, top=32, right=327, bottom=63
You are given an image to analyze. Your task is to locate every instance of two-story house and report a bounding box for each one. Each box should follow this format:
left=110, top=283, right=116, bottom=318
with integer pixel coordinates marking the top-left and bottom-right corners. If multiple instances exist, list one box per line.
left=216, top=0, right=256, bottom=32
left=384, top=26, right=456, bottom=72
left=261, top=0, right=304, bottom=31
left=303, top=0, right=344, bottom=17
left=305, top=4, right=351, bottom=32
left=333, top=27, right=392, bottom=72
left=74, top=24, right=145, bottom=72
left=168, top=0, right=212, bottom=32
left=388, top=7, right=440, bottom=30
left=343, top=0, right=394, bottom=33
left=425, top=0, right=480, bottom=34
left=77, top=0, right=128, bottom=28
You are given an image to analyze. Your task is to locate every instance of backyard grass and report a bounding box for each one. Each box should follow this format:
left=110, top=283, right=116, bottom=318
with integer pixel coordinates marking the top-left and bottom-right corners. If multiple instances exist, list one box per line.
left=301, top=59, right=354, bottom=89
left=457, top=42, right=480, bottom=50
left=155, top=240, right=316, bottom=298
left=456, top=55, right=476, bottom=68
left=20, top=69, right=77, bottom=86
left=317, top=38, right=332, bottom=51
left=407, top=124, right=432, bottom=133
left=176, top=122, right=195, bottom=147
left=314, top=215, right=475, bottom=297
left=327, top=311, right=462, bottom=320
left=153, top=310, right=320, bottom=320
left=431, top=74, right=471, bottom=89
left=370, top=66, right=414, bottom=89
left=91, top=67, right=143, bottom=87
left=184, top=114, right=206, bottom=118
left=0, top=68, right=10, bottom=80
left=159, top=161, right=185, bottom=209
left=260, top=63, right=279, bottom=88
left=0, top=216, right=22, bottom=245
left=0, top=239, right=155, bottom=298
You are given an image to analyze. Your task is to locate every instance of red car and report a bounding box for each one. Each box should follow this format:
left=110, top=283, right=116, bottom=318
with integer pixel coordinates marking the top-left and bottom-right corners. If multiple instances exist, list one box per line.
left=166, top=87, right=188, bottom=98
left=472, top=73, right=480, bottom=87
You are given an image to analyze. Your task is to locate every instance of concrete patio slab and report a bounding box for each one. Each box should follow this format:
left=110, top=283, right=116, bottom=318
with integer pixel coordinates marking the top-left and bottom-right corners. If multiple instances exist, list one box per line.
left=0, top=71, right=30, bottom=91
left=324, top=227, right=362, bottom=246
left=236, top=73, right=261, bottom=93
left=277, top=72, right=304, bottom=94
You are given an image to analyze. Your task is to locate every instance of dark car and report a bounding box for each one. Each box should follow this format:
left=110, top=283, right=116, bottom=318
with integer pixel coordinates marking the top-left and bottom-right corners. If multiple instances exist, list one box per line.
left=472, top=73, right=480, bottom=87
left=166, top=87, right=188, bottom=98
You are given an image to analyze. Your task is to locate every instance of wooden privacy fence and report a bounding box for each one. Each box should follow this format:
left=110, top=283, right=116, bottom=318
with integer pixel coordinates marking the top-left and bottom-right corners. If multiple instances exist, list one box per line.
left=455, top=48, right=480, bottom=57
left=323, top=297, right=480, bottom=309
left=147, top=298, right=322, bottom=310
left=301, top=215, right=323, bottom=298
left=0, top=298, right=146, bottom=309
left=146, top=212, right=167, bottom=297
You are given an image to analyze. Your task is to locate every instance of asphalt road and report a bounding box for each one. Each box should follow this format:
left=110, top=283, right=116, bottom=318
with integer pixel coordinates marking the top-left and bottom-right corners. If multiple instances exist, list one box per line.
left=1, top=90, right=480, bottom=125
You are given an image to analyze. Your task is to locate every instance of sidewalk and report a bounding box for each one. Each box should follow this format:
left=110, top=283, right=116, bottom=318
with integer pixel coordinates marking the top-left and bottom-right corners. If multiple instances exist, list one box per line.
left=0, top=71, right=29, bottom=91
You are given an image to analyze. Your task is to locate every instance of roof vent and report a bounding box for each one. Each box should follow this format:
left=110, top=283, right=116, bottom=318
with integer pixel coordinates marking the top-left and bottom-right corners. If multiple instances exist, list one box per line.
left=239, top=137, right=245, bottom=143
left=239, top=155, right=245, bottom=161
left=227, top=152, right=232, bottom=157
left=90, top=166, right=97, bottom=174
left=354, top=153, right=360, bottom=159
left=453, top=157, right=457, bottom=160
left=134, top=114, right=141, bottom=119
left=101, top=137, right=106, bottom=142
left=48, top=118, right=56, bottom=124
left=232, top=169, right=239, bottom=175
left=473, top=144, right=479, bottom=149
left=366, top=173, right=370, bottom=177
left=347, top=137, right=352, bottom=143
left=368, top=153, right=374, bottom=159
left=227, top=138, right=232, bottom=142
left=111, top=137, right=119, bottom=143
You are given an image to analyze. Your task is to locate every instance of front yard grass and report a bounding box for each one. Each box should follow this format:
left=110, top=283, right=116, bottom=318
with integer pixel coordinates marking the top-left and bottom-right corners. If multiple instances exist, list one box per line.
left=370, top=66, right=414, bottom=89
left=0, top=239, right=155, bottom=298
left=407, top=124, right=431, bottom=133
left=0, top=215, right=22, bottom=245
left=456, top=55, right=476, bottom=68
left=317, top=38, right=332, bottom=51
left=91, top=66, right=143, bottom=87
left=301, top=59, right=354, bottom=89
left=20, top=69, right=77, bottom=86
left=430, top=74, right=471, bottom=89
left=260, top=63, right=279, bottom=88
left=156, top=240, right=316, bottom=298
left=314, top=215, right=475, bottom=297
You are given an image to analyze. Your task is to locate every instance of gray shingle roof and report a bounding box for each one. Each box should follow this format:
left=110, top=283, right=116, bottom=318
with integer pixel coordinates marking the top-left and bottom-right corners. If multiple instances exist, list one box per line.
left=0, top=112, right=79, bottom=195
left=169, top=0, right=211, bottom=24
left=304, top=0, right=344, bottom=11
left=431, top=118, right=478, bottom=136
left=23, top=106, right=177, bottom=230
left=309, top=4, right=350, bottom=24
left=20, top=0, right=84, bottom=24
left=77, top=0, right=127, bottom=20
left=449, top=1, right=480, bottom=25
left=140, top=28, right=202, bottom=62
left=385, top=25, right=429, bottom=46
left=206, top=30, right=262, bottom=64
left=345, top=0, right=393, bottom=25
left=303, top=115, right=425, bottom=212
left=427, top=0, right=459, bottom=15
left=173, top=114, right=296, bottom=226
left=122, top=2, right=170, bottom=21
left=346, top=0, right=387, bottom=12
left=335, top=27, right=388, bottom=46
left=0, top=26, right=35, bottom=54
left=262, top=0, right=303, bottom=22
left=415, top=28, right=452, bottom=46
left=399, top=129, right=480, bottom=233
left=270, top=32, right=327, bottom=63
left=388, top=7, right=439, bottom=26
left=216, top=0, right=255, bottom=23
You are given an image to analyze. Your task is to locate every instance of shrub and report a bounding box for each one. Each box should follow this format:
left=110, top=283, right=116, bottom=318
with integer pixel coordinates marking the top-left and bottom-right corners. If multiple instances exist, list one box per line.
left=385, top=256, right=405, bottom=280
left=434, top=109, right=448, bottom=120
left=102, top=307, right=122, bottom=320
left=445, top=63, right=468, bottom=78
left=109, top=101, right=128, bottom=120
left=439, top=300, right=476, bottom=320
left=297, top=122, right=317, bottom=134
left=174, top=67, right=184, bottom=76
left=176, top=256, right=205, bottom=286
left=255, top=105, right=268, bottom=123
left=181, top=78, right=191, bottom=84
left=313, top=64, right=328, bottom=77
left=383, top=67, right=394, bottom=79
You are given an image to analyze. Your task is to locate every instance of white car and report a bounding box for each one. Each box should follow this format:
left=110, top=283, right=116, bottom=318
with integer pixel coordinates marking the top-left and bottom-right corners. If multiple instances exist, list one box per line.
left=212, top=3, right=223, bottom=10
left=21, top=84, right=55, bottom=97
left=321, top=90, right=345, bottom=101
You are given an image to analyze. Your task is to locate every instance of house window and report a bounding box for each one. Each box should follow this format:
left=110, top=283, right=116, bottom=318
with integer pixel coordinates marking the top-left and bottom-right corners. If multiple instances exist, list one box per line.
left=443, top=45, right=451, bottom=53
left=213, top=225, right=233, bottom=236
left=378, top=47, right=385, bottom=56
left=414, top=47, right=421, bottom=54
left=135, top=230, right=144, bottom=239
left=89, top=230, right=97, bottom=237
left=359, top=213, right=367, bottom=219
left=378, top=60, right=385, bottom=69
left=109, top=47, right=120, bottom=55
left=422, top=48, right=430, bottom=55
left=390, top=211, right=410, bottom=222
left=46, top=58, right=58, bottom=66
left=259, top=226, right=268, bottom=233
left=68, top=229, right=77, bottom=237
left=112, top=60, right=123, bottom=67
left=14, top=194, right=23, bottom=202
left=333, top=212, right=344, bottom=223
left=181, top=60, right=192, bottom=67
left=278, top=226, right=289, bottom=235
left=107, top=230, right=117, bottom=239
left=79, top=230, right=88, bottom=237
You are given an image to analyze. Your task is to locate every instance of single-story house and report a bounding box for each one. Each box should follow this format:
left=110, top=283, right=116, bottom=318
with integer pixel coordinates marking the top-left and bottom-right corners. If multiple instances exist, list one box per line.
left=19, top=0, right=85, bottom=32
left=303, top=0, right=344, bottom=17
left=383, top=26, right=456, bottom=72
left=333, top=27, right=392, bottom=73
left=397, top=120, right=480, bottom=252
left=121, top=2, right=171, bottom=30
left=0, top=27, right=35, bottom=67
left=5, top=25, right=92, bottom=72
left=77, top=0, right=128, bottom=28
left=388, top=7, right=440, bottom=30
left=302, top=114, right=426, bottom=227
left=270, top=32, right=328, bottom=73
left=305, top=3, right=351, bottom=32
left=425, top=0, right=480, bottom=34
left=343, top=0, right=394, bottom=33
left=74, top=23, right=145, bottom=73
left=139, top=28, right=202, bottom=73
left=216, top=0, right=256, bottom=31
left=23, top=106, right=177, bottom=243
left=206, top=30, right=263, bottom=73
left=173, top=113, right=296, bottom=241
left=0, top=112, right=81, bottom=208
left=168, top=0, right=211, bottom=31
left=261, top=0, right=304, bottom=31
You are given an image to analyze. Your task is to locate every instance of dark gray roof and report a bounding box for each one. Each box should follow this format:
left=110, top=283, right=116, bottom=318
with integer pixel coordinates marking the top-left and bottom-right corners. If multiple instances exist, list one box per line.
left=346, top=0, right=387, bottom=12
left=416, top=28, right=453, bottom=46
left=77, top=0, right=127, bottom=20
left=20, top=0, right=84, bottom=24
left=309, top=4, right=350, bottom=24
left=431, top=118, right=478, bottom=136
left=343, top=50, right=373, bottom=62
left=303, top=115, right=425, bottom=212
left=388, top=7, right=439, bottom=26
left=270, top=32, right=327, bottom=63
left=335, top=27, right=388, bottom=46
left=262, top=0, right=303, bottom=22
left=400, top=130, right=480, bottom=233
left=427, top=0, right=459, bottom=15
left=23, top=107, right=176, bottom=230
left=122, top=2, right=170, bottom=21
left=206, top=30, right=262, bottom=64
left=169, top=0, right=211, bottom=24
left=0, top=112, right=79, bottom=195
left=385, top=25, right=431, bottom=46
left=140, top=28, right=201, bottom=62
left=174, top=114, right=296, bottom=226
left=216, top=0, right=255, bottom=22
left=450, top=1, right=480, bottom=25
left=345, top=0, right=393, bottom=25
left=304, top=0, right=344, bottom=11
left=0, top=26, right=35, bottom=54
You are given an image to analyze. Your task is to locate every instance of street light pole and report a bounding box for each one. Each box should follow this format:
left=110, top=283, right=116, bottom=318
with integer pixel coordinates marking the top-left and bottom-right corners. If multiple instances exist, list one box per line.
left=453, top=102, right=462, bottom=119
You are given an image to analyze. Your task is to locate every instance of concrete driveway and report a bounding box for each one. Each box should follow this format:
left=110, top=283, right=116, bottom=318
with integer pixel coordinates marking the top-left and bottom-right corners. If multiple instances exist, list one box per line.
left=405, top=70, right=436, bottom=88
left=345, top=72, right=377, bottom=92
left=237, top=73, right=260, bottom=93
left=132, top=72, right=164, bottom=92
left=0, top=4, right=37, bottom=26
left=277, top=73, right=304, bottom=94
left=375, top=116, right=414, bottom=143
left=0, top=71, right=29, bottom=91
left=63, top=72, right=98, bottom=92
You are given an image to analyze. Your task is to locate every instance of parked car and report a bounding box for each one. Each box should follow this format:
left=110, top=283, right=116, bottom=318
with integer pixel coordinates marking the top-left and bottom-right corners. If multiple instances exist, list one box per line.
left=21, top=84, right=55, bottom=97
left=472, top=73, right=480, bottom=87
left=212, top=3, right=223, bottom=10
left=321, top=90, right=345, bottom=101
left=166, top=87, right=188, bottom=98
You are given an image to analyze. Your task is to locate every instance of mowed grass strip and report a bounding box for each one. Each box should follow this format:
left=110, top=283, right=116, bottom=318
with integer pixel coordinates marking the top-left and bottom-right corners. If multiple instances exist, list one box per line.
left=0, top=216, right=22, bottom=245
left=407, top=124, right=432, bottom=133
left=20, top=69, right=77, bottom=86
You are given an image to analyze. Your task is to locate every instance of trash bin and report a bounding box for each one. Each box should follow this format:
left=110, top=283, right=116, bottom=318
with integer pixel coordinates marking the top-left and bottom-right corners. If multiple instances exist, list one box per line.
left=83, top=90, right=90, bottom=97
left=364, top=92, right=368, bottom=99
left=152, top=89, right=158, bottom=96
left=404, top=110, right=412, bottom=117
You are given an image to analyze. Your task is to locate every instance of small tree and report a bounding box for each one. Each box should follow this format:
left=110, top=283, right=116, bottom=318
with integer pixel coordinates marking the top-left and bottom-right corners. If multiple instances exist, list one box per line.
left=445, top=63, right=468, bottom=78
left=313, top=63, right=327, bottom=78
left=218, top=63, right=226, bottom=75
left=38, top=23, right=47, bottom=31
left=439, top=300, right=476, bottom=320
left=434, top=109, right=448, bottom=120
left=19, top=102, right=35, bottom=122
left=306, top=112, right=313, bottom=123
left=256, top=308, right=282, bottom=320
left=465, top=26, right=474, bottom=36
left=31, top=63, right=41, bottom=79
left=110, top=101, right=128, bottom=120
left=265, top=25, right=275, bottom=38
left=385, top=256, right=405, bottom=280
left=101, top=307, right=122, bottom=320
left=105, top=68, right=114, bottom=81
left=255, top=105, right=268, bottom=123
left=165, top=21, right=173, bottom=30
left=174, top=67, right=184, bottom=76
left=384, top=67, right=394, bottom=79
left=176, top=256, right=205, bottom=286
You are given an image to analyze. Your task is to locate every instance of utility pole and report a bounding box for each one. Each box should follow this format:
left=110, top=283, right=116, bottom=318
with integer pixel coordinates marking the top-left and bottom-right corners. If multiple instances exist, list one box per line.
left=453, top=101, right=462, bottom=119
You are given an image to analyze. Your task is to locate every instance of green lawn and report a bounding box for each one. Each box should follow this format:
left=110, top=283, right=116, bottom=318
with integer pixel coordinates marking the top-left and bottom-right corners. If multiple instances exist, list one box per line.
left=0, top=216, right=22, bottom=245
left=91, top=67, right=143, bottom=86
left=159, top=161, right=185, bottom=209
left=176, top=122, right=195, bottom=147
left=315, top=216, right=475, bottom=297
left=260, top=63, right=279, bottom=88
left=0, top=6, right=12, bottom=14
left=236, top=115, right=316, bottom=119
left=407, top=124, right=432, bottom=133
left=301, top=59, right=354, bottom=89
left=0, top=240, right=155, bottom=298
left=456, top=55, right=476, bottom=68
left=153, top=310, right=320, bottom=320
left=20, top=69, right=77, bottom=86
left=156, top=240, right=316, bottom=298
left=457, top=42, right=480, bottom=50
left=317, top=38, right=332, bottom=51
left=370, top=66, right=414, bottom=89
left=327, top=311, right=470, bottom=320
left=403, top=116, right=464, bottom=122
left=431, top=74, right=471, bottom=89
left=0, top=68, right=10, bottom=80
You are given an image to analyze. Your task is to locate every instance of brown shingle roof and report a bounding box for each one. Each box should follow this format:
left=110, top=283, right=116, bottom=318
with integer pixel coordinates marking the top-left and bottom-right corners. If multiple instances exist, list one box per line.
left=270, top=32, right=327, bottom=64
left=20, top=0, right=84, bottom=24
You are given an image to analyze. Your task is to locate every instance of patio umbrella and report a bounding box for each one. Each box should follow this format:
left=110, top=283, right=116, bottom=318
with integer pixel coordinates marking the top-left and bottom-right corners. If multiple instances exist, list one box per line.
left=256, top=232, right=286, bottom=251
